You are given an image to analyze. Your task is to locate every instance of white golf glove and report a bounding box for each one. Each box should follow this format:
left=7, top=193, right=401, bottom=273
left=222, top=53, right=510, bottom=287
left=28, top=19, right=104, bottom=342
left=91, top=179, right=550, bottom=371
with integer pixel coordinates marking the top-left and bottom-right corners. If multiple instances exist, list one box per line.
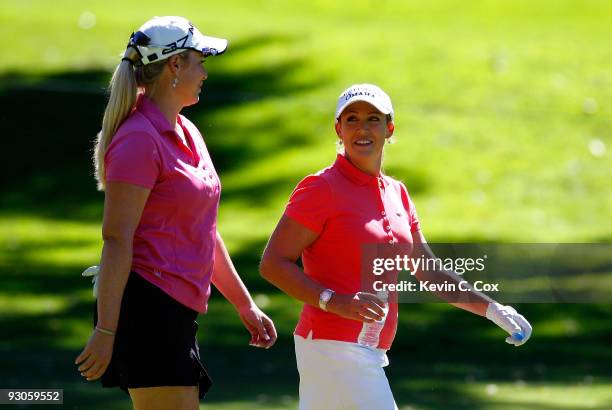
left=486, top=302, right=532, bottom=346
left=82, top=265, right=100, bottom=298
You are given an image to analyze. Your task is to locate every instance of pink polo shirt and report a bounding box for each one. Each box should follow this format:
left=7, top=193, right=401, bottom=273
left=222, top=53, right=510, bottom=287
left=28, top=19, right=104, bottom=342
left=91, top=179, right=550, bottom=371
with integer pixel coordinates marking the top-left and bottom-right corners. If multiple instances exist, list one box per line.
left=284, top=154, right=420, bottom=349
left=104, top=94, right=220, bottom=313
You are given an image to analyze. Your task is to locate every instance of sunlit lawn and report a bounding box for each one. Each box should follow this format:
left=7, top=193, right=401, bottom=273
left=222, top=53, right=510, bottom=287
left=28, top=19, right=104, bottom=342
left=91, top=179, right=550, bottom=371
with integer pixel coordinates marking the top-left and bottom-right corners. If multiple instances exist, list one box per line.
left=1, top=0, right=611, bottom=409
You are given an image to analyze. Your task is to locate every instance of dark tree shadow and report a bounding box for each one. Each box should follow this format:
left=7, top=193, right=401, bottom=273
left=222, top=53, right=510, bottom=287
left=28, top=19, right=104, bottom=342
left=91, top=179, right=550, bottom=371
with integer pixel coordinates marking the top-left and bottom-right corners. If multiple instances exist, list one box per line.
left=0, top=31, right=610, bottom=409
left=0, top=33, right=330, bottom=222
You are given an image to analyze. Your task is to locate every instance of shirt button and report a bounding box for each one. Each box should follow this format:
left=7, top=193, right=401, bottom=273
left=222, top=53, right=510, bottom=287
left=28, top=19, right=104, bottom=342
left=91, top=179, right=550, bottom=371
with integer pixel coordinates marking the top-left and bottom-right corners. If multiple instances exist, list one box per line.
left=388, top=239, right=394, bottom=244
left=381, top=211, right=386, bottom=216
left=385, top=226, right=391, bottom=231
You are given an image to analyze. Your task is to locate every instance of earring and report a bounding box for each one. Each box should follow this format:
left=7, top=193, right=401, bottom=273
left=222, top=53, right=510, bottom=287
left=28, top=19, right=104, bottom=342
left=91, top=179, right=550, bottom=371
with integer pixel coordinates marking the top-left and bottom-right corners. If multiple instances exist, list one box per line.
left=172, top=77, right=179, bottom=88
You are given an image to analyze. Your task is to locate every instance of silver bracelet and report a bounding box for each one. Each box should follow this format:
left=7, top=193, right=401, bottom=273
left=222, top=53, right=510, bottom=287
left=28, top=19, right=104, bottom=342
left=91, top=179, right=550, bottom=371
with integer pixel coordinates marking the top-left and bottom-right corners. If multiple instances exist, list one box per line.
left=95, top=326, right=116, bottom=336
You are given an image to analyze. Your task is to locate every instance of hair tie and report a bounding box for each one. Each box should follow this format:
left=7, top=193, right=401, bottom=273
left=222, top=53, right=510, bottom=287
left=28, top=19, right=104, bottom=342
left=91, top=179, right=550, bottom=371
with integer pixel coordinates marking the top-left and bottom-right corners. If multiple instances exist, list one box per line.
left=122, top=44, right=141, bottom=66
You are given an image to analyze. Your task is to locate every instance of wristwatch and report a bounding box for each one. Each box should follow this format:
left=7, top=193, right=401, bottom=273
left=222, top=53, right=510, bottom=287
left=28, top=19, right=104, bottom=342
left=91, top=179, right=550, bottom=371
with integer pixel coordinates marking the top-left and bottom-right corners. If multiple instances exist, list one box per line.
left=319, top=289, right=335, bottom=311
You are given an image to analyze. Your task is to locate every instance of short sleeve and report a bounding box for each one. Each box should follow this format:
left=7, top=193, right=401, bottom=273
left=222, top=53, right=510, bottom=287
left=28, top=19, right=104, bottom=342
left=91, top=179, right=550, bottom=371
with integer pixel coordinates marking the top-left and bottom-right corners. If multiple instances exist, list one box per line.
left=105, top=132, right=160, bottom=189
left=284, top=175, right=334, bottom=234
left=398, top=182, right=421, bottom=232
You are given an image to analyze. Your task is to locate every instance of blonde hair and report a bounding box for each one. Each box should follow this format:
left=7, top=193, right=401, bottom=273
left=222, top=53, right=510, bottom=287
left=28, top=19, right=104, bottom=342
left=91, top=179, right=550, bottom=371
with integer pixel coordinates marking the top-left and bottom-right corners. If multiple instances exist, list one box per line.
left=93, top=50, right=189, bottom=190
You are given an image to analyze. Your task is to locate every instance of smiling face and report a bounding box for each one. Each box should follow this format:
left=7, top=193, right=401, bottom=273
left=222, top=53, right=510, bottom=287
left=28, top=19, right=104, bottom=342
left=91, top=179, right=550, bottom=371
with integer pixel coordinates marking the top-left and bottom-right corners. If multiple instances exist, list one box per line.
left=335, top=101, right=395, bottom=169
left=174, top=50, right=208, bottom=106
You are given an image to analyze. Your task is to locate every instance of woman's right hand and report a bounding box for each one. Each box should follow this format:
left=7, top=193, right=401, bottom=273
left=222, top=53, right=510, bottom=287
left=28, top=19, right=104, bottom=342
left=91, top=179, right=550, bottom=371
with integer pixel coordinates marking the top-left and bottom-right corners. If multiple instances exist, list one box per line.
left=75, top=330, right=115, bottom=381
left=326, top=292, right=386, bottom=323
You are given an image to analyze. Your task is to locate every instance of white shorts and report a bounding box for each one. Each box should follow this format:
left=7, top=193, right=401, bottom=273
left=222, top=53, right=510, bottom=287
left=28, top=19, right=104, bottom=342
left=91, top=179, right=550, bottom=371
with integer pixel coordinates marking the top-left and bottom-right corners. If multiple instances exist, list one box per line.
left=294, top=333, right=398, bottom=410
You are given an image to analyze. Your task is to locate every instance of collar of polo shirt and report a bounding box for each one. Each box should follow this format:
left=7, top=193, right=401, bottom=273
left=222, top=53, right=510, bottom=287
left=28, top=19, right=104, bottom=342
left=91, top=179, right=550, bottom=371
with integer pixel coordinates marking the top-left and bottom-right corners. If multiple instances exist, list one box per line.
left=334, top=154, right=389, bottom=187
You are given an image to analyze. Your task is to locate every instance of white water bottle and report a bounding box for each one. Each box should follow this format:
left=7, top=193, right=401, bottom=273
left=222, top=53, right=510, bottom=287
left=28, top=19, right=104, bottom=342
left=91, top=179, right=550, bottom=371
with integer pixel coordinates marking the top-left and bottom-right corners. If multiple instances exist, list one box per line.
left=357, top=290, right=389, bottom=348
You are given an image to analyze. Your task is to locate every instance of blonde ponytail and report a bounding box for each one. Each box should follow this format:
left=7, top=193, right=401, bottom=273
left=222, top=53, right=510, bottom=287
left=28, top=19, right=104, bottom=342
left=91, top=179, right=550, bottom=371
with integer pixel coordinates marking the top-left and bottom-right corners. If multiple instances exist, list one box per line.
left=93, top=49, right=189, bottom=190
left=93, top=60, right=138, bottom=191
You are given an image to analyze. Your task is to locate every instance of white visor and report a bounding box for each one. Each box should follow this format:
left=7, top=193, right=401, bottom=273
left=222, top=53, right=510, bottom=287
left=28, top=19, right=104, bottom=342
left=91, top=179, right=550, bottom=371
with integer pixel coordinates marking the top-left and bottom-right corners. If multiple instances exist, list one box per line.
left=132, top=16, right=228, bottom=65
left=335, top=84, right=394, bottom=122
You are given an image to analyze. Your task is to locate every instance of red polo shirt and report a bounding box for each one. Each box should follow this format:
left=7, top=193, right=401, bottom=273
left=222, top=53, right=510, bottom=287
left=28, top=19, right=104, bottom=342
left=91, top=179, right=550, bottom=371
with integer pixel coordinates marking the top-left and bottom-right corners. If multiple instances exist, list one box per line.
left=104, top=94, right=221, bottom=313
left=284, top=154, right=420, bottom=349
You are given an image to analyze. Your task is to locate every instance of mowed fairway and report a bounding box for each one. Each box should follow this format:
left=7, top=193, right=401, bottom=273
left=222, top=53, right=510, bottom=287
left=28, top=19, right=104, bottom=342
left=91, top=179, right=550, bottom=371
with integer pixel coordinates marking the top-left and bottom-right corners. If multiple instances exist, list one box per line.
left=0, top=1, right=610, bottom=409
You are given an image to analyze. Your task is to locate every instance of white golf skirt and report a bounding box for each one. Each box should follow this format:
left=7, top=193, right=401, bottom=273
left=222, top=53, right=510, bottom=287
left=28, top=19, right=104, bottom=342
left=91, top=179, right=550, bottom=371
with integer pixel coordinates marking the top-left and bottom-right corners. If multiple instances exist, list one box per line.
left=294, top=333, right=398, bottom=410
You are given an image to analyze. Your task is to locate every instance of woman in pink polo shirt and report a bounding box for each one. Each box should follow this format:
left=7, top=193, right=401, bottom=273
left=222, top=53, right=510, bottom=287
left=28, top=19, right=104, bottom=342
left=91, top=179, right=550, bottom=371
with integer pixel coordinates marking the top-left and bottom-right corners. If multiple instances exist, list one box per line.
left=260, top=84, right=532, bottom=409
left=74, top=16, right=276, bottom=409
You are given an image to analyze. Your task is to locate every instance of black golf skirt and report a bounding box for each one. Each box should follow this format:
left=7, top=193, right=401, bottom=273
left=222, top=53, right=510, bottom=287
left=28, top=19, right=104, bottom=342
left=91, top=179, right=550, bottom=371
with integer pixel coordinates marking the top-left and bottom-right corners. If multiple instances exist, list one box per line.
left=94, top=272, right=212, bottom=398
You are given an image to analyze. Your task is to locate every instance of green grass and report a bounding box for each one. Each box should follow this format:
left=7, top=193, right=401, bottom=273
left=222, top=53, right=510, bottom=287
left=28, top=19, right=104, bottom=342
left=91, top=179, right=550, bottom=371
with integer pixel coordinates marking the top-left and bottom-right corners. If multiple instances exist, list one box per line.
left=0, top=0, right=611, bottom=409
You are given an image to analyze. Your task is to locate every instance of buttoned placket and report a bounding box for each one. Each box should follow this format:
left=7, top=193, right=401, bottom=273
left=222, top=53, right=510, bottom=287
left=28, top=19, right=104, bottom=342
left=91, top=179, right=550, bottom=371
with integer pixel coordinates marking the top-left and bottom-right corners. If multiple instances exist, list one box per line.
left=375, top=176, right=396, bottom=245
left=173, top=123, right=200, bottom=168
left=174, top=125, right=217, bottom=183
left=139, top=96, right=200, bottom=168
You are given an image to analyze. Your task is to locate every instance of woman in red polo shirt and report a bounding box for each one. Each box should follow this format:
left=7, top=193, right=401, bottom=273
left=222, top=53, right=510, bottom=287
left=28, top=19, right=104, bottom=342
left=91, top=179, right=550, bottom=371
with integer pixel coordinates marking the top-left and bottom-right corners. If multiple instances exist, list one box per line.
left=260, top=84, right=532, bottom=409
left=74, top=16, right=276, bottom=409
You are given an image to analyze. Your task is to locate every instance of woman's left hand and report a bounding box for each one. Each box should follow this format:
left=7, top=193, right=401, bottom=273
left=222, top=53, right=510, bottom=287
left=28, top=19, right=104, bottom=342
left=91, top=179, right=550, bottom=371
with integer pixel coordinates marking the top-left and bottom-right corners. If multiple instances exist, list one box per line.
left=486, top=303, right=533, bottom=346
left=237, top=304, right=277, bottom=349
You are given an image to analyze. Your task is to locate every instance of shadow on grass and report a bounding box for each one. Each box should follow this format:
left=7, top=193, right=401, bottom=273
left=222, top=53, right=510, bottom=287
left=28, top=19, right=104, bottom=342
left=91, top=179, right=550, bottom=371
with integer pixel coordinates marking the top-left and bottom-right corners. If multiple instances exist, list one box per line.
left=2, top=238, right=610, bottom=408
left=0, top=33, right=327, bottom=223
left=0, top=30, right=610, bottom=409
left=1, top=300, right=610, bottom=409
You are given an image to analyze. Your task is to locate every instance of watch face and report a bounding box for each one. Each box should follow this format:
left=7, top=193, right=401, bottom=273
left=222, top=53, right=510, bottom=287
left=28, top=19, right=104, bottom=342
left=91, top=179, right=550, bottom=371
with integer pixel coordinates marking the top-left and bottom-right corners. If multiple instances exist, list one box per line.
left=319, top=290, right=332, bottom=310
